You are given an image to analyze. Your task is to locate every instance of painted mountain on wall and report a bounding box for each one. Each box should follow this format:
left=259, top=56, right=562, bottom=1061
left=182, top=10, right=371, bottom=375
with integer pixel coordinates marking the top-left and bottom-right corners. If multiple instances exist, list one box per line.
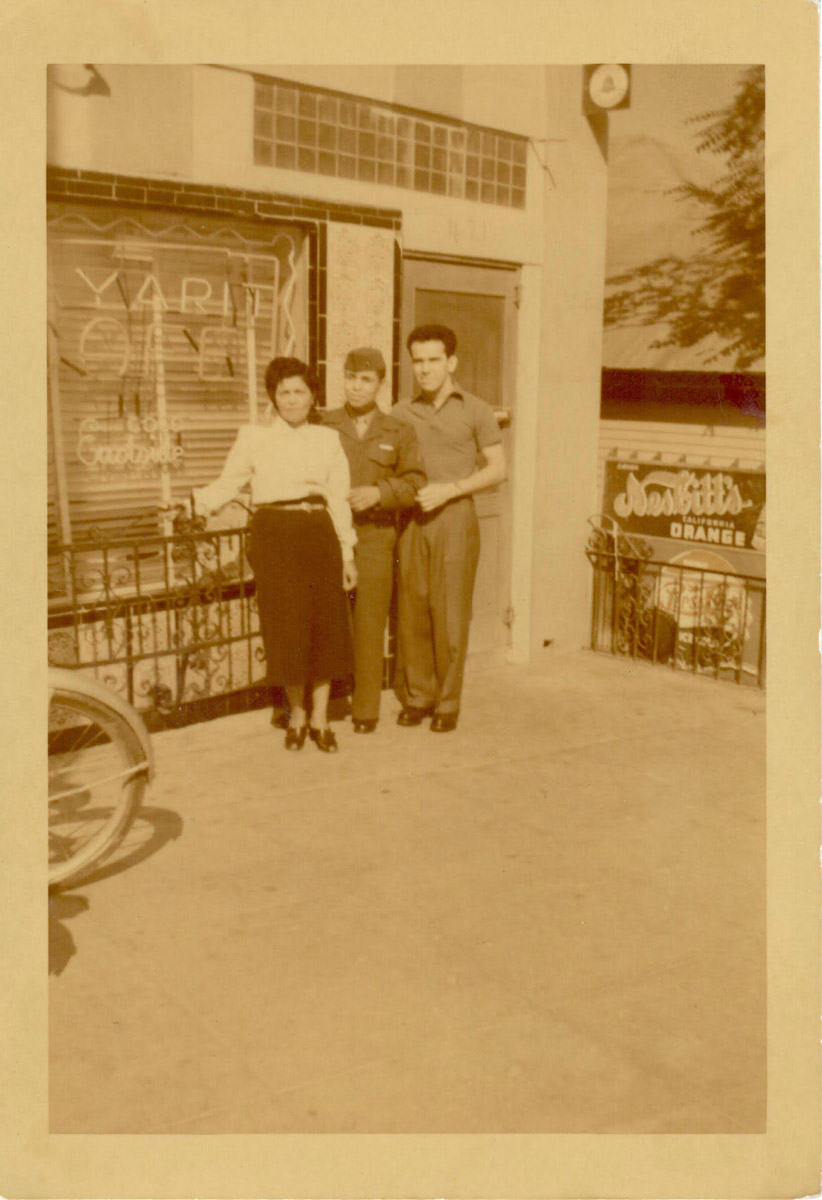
left=602, top=134, right=765, bottom=373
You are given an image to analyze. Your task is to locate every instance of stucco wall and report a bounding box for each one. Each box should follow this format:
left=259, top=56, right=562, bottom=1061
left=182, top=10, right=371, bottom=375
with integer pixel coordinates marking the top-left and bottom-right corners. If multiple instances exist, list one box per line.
left=193, top=66, right=546, bottom=264
left=47, top=65, right=194, bottom=180
left=529, top=67, right=609, bottom=655
left=47, top=64, right=546, bottom=265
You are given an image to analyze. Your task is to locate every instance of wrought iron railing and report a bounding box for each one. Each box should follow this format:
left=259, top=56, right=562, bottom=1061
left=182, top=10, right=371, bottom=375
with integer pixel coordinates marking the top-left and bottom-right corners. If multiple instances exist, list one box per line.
left=586, top=519, right=766, bottom=688
left=47, top=524, right=270, bottom=727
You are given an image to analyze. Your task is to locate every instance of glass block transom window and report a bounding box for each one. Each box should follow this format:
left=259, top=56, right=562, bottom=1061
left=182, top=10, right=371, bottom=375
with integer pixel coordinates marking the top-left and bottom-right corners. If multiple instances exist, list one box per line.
left=253, top=79, right=527, bottom=209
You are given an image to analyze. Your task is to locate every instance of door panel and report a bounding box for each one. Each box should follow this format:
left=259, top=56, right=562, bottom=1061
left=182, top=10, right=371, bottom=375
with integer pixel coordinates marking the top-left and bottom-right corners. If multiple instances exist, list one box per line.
left=413, top=290, right=506, bottom=403
left=401, top=257, right=518, bottom=660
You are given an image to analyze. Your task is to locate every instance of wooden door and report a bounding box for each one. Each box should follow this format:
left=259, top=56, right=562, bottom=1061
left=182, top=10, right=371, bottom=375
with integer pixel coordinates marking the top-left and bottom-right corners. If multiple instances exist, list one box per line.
left=400, top=256, right=518, bottom=661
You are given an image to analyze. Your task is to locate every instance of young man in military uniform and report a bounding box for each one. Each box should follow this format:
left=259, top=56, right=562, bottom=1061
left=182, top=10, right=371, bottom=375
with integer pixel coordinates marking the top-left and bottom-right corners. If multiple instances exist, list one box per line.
left=322, top=347, right=426, bottom=732
left=393, top=324, right=506, bottom=732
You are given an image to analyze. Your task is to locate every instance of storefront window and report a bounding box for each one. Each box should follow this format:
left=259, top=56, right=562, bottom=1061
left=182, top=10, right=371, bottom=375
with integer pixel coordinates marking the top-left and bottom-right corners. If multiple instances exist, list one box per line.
left=47, top=204, right=309, bottom=562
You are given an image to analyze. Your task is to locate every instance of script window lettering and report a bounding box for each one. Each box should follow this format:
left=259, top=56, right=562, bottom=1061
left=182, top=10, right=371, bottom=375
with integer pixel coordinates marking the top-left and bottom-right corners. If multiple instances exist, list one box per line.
left=47, top=206, right=308, bottom=559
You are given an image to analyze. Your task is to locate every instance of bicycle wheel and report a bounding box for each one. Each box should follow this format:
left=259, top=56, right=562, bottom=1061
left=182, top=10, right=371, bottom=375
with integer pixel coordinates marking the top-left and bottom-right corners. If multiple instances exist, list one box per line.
left=48, top=686, right=150, bottom=890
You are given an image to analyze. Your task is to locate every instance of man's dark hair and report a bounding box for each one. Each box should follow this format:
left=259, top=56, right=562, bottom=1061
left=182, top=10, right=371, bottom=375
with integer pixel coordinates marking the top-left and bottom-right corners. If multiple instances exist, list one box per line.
left=406, top=324, right=457, bottom=357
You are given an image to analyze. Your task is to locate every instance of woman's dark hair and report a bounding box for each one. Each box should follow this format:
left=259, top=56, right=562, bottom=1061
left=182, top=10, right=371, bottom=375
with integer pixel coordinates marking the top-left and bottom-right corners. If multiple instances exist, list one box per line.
left=406, top=324, right=457, bottom=357
left=264, top=357, right=319, bottom=401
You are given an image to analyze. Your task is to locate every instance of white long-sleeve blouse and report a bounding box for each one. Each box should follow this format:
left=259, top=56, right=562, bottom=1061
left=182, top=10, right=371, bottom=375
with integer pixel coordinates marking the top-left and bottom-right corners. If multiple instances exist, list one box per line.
left=192, top=418, right=357, bottom=560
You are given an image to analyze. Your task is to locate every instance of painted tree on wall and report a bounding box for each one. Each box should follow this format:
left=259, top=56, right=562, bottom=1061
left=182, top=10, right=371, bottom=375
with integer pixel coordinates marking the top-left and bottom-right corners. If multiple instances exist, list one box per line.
left=604, top=66, right=765, bottom=370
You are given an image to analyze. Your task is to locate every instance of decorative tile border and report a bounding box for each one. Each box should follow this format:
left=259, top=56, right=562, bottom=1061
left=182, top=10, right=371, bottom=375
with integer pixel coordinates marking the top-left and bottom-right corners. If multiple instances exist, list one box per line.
left=45, top=166, right=403, bottom=226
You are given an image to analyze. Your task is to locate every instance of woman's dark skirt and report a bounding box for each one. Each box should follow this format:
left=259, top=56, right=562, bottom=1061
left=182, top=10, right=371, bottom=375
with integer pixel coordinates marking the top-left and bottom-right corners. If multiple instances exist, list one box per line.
left=247, top=507, right=353, bottom=687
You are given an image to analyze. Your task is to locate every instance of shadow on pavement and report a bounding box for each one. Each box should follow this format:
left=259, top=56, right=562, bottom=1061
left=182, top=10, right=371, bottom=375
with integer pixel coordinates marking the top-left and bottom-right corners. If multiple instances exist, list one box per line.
left=77, top=804, right=184, bottom=887
left=48, top=806, right=184, bottom=974
left=49, top=892, right=89, bottom=976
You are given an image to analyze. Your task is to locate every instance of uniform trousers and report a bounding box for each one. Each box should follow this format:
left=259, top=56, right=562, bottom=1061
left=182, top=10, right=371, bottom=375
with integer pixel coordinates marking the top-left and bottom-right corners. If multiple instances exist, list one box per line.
left=397, top=497, right=480, bottom=716
left=247, top=507, right=353, bottom=688
left=350, top=522, right=396, bottom=721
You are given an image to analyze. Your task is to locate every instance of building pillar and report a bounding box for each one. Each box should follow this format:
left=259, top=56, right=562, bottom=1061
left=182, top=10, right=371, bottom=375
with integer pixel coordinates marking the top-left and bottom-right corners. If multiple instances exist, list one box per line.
left=529, top=65, right=610, bottom=655
left=506, top=262, right=542, bottom=663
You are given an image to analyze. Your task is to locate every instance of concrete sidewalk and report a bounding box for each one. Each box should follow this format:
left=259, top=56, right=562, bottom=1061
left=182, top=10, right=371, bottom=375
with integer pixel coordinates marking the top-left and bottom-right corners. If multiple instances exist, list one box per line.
left=49, top=649, right=766, bottom=1134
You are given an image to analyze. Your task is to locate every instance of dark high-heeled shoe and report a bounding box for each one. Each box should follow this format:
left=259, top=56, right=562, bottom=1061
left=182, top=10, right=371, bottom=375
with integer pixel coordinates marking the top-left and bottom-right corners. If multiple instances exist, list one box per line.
left=284, top=725, right=308, bottom=751
left=308, top=726, right=338, bottom=753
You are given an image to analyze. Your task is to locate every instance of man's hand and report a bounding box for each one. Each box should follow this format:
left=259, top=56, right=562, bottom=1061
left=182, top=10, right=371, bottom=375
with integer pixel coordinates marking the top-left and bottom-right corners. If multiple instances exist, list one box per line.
left=417, top=481, right=459, bottom=513
left=349, top=485, right=381, bottom=512
left=342, top=560, right=358, bottom=591
left=160, top=499, right=207, bottom=534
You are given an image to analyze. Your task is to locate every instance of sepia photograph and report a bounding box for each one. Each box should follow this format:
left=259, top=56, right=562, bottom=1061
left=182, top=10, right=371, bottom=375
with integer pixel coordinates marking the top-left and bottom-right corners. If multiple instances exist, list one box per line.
left=1, top=0, right=818, bottom=1196
left=46, top=60, right=769, bottom=1134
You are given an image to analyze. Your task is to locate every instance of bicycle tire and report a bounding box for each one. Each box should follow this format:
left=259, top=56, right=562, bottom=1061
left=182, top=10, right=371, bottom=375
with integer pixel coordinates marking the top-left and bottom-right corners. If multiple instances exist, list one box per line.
left=48, top=685, right=150, bottom=890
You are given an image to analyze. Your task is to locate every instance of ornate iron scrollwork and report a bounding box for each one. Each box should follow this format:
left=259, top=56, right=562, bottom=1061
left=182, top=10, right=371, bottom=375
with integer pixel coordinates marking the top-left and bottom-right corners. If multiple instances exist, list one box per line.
left=586, top=513, right=763, bottom=685
left=48, top=522, right=265, bottom=725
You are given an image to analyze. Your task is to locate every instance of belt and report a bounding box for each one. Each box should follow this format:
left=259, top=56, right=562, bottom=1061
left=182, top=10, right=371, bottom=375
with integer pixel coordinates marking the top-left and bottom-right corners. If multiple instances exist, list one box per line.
left=259, top=495, right=327, bottom=513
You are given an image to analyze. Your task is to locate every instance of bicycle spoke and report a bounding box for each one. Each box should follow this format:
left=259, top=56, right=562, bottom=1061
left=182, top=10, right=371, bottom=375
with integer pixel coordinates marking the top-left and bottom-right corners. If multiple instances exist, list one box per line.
left=48, top=683, right=149, bottom=889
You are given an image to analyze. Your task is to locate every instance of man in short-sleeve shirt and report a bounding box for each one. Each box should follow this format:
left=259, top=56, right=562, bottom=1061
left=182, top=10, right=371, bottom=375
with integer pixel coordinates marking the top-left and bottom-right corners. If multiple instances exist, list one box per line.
left=393, top=324, right=506, bottom=732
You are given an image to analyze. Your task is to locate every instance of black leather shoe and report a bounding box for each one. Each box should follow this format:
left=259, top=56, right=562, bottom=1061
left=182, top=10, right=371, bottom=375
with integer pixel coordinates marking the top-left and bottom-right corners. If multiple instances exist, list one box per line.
left=284, top=725, right=307, bottom=750
left=397, top=706, right=434, bottom=727
left=308, top=726, right=338, bottom=753
left=353, top=718, right=378, bottom=733
left=430, top=712, right=458, bottom=733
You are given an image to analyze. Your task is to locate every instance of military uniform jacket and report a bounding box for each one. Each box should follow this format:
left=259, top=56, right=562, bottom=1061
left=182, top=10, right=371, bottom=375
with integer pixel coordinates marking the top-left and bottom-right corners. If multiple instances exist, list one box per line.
left=321, top=407, right=426, bottom=526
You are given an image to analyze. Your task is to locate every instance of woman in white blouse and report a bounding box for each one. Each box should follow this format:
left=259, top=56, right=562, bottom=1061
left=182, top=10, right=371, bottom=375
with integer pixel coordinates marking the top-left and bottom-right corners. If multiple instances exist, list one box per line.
left=193, top=358, right=358, bottom=753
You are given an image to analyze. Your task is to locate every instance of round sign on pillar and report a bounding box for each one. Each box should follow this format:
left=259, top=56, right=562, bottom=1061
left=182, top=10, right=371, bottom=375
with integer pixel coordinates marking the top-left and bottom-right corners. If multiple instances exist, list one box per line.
left=583, top=64, right=631, bottom=113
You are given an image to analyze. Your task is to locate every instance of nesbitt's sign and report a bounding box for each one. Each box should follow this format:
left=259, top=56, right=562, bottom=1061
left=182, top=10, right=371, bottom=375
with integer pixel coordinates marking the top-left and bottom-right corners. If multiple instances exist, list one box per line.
left=602, top=461, right=766, bottom=552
